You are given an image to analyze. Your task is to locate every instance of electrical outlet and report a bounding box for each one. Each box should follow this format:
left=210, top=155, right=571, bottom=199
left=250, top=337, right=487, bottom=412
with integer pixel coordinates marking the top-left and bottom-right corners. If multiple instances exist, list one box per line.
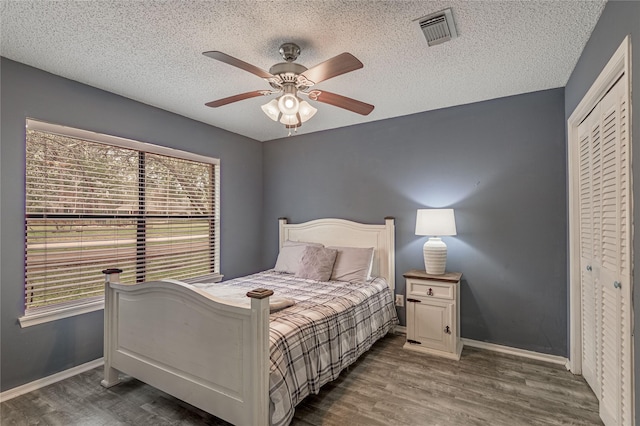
left=395, top=294, right=404, bottom=307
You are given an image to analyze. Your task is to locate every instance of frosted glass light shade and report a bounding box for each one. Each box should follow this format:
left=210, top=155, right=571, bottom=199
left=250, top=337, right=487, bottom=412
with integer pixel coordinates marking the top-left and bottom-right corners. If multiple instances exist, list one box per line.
left=261, top=91, right=317, bottom=130
left=280, top=113, right=301, bottom=127
left=298, top=101, right=317, bottom=123
left=261, top=99, right=280, bottom=121
left=278, top=93, right=300, bottom=115
left=415, top=209, right=457, bottom=236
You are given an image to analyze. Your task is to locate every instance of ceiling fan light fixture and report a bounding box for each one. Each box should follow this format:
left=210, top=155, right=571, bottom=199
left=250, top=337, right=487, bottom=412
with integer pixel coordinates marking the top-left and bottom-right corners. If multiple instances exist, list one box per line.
left=203, top=44, right=374, bottom=135
left=298, top=101, right=317, bottom=123
left=261, top=98, right=281, bottom=121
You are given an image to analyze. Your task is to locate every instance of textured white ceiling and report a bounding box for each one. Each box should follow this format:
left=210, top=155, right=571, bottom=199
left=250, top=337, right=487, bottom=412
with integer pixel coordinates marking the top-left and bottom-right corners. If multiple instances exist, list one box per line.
left=1, top=1, right=605, bottom=142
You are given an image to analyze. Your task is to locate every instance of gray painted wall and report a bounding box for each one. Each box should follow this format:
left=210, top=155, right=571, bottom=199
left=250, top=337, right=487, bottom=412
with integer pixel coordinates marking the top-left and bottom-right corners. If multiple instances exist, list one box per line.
left=564, top=0, right=640, bottom=417
left=2, top=1, right=634, bottom=402
left=0, top=58, right=264, bottom=391
left=262, top=88, right=567, bottom=356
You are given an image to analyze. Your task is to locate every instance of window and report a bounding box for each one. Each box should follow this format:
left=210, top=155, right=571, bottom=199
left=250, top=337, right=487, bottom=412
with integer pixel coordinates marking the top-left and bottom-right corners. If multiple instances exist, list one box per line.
left=21, top=119, right=220, bottom=326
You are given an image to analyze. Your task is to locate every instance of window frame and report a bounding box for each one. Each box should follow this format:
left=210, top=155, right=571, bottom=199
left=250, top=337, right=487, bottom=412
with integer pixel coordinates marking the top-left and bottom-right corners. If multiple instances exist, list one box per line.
left=19, top=119, right=221, bottom=327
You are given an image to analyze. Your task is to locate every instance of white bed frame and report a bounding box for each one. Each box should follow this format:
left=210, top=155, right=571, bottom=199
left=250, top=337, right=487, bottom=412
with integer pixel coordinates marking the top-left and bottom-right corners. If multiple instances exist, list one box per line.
left=101, top=217, right=395, bottom=426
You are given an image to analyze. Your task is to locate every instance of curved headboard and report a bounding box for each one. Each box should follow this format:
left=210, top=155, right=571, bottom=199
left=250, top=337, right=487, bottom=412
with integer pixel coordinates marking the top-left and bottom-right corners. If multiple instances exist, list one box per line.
left=278, top=217, right=395, bottom=291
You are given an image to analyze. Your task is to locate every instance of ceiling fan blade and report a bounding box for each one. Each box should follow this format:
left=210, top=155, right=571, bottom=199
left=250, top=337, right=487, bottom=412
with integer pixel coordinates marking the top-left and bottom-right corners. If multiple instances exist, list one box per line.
left=205, top=90, right=268, bottom=108
left=301, top=53, right=363, bottom=85
left=203, top=51, right=274, bottom=80
left=310, top=90, right=374, bottom=115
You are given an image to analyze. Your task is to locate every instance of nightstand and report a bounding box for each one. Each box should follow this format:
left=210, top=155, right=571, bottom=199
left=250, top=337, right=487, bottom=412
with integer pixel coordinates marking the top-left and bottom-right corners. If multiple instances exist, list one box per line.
left=403, top=270, right=463, bottom=360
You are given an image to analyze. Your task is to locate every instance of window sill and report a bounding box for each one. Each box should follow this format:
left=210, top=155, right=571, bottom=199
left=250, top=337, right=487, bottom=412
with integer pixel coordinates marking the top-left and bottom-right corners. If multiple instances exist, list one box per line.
left=18, top=273, right=223, bottom=328
left=19, top=299, right=104, bottom=328
left=184, top=273, right=224, bottom=284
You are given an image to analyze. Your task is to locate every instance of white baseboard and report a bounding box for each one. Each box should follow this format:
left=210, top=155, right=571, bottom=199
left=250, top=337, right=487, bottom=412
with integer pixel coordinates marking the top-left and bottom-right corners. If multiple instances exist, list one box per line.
left=0, top=358, right=104, bottom=403
left=461, top=338, right=569, bottom=367
left=393, top=325, right=407, bottom=334
left=395, top=328, right=567, bottom=367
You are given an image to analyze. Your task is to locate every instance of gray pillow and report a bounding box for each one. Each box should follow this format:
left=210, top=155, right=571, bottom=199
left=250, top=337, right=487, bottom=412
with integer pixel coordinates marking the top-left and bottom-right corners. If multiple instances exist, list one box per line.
left=295, top=246, right=338, bottom=281
left=328, top=246, right=375, bottom=283
left=274, top=240, right=323, bottom=274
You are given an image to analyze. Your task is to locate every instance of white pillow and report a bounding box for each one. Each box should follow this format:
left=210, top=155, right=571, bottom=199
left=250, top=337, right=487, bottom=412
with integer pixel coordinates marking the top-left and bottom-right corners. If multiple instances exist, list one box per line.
left=328, top=246, right=375, bottom=283
left=274, top=240, right=323, bottom=274
left=295, top=246, right=338, bottom=281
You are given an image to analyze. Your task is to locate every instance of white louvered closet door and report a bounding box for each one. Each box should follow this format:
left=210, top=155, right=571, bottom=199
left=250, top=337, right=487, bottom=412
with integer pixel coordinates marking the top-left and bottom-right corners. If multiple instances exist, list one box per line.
left=578, top=75, right=631, bottom=426
left=598, top=76, right=631, bottom=426
left=578, top=105, right=601, bottom=395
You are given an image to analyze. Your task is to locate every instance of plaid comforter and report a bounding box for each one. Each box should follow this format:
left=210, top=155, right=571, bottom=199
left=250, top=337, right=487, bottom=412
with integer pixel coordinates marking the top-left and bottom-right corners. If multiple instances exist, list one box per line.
left=202, top=270, right=398, bottom=426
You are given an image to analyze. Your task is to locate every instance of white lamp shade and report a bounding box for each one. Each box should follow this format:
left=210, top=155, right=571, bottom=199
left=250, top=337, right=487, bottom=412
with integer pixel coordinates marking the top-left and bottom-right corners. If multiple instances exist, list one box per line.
left=261, top=99, right=280, bottom=121
left=415, top=209, right=457, bottom=236
left=261, top=90, right=317, bottom=131
left=278, top=93, right=300, bottom=115
left=298, top=101, right=317, bottom=123
left=280, top=113, right=301, bottom=127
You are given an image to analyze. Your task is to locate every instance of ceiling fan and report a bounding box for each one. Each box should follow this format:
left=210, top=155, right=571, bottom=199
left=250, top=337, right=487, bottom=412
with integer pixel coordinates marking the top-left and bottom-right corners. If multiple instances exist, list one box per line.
left=203, top=43, right=374, bottom=133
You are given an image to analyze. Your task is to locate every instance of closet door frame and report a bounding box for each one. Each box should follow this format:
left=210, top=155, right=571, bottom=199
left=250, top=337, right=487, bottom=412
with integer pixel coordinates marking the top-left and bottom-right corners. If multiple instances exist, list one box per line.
left=567, top=34, right=632, bottom=414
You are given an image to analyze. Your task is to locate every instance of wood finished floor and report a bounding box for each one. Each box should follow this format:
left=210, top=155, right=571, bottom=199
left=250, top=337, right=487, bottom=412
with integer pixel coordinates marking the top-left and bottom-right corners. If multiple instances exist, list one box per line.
left=1, top=333, right=602, bottom=425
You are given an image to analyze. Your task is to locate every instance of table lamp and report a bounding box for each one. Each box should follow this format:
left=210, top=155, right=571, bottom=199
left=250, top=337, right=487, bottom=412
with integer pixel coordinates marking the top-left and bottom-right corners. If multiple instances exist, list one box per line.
left=415, top=209, right=457, bottom=275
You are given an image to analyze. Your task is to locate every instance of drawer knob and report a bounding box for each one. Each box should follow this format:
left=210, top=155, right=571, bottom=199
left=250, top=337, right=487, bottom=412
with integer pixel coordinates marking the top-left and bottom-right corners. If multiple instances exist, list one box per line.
left=427, top=288, right=434, bottom=296
left=445, top=326, right=451, bottom=334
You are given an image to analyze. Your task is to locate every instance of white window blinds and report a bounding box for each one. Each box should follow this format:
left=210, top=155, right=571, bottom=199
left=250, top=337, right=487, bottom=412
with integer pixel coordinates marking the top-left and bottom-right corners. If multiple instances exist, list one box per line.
left=24, top=120, right=220, bottom=313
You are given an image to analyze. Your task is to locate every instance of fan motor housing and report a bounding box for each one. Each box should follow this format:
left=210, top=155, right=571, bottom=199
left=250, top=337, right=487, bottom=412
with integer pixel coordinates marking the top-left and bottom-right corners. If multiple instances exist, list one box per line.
left=268, top=62, right=311, bottom=90
left=269, top=62, right=307, bottom=76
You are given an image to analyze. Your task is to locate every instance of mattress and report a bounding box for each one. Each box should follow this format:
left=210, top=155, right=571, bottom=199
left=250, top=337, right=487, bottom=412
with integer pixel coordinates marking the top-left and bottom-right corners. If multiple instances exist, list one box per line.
left=196, top=270, right=399, bottom=426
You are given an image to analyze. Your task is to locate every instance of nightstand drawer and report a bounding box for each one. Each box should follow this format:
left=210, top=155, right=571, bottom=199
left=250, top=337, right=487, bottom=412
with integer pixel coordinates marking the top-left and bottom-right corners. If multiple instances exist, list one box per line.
left=407, top=279, right=453, bottom=300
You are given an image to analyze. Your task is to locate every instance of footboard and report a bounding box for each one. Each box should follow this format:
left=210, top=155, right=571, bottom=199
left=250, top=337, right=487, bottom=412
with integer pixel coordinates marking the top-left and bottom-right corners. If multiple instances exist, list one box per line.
left=101, top=269, right=271, bottom=426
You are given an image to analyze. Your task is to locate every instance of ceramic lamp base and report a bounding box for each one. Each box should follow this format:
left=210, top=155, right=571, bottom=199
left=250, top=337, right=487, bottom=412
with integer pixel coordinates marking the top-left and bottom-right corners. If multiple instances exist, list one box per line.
left=423, top=237, right=447, bottom=275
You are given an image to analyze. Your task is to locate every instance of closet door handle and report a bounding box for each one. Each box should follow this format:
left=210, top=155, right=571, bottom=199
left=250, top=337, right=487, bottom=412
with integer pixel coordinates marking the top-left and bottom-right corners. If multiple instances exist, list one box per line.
left=586, top=265, right=592, bottom=271
left=444, top=326, right=451, bottom=334
left=614, top=281, right=622, bottom=289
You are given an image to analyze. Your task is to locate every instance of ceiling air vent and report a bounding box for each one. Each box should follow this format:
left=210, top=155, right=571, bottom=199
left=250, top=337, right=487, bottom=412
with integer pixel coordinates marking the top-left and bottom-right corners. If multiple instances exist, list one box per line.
left=418, top=8, right=457, bottom=46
